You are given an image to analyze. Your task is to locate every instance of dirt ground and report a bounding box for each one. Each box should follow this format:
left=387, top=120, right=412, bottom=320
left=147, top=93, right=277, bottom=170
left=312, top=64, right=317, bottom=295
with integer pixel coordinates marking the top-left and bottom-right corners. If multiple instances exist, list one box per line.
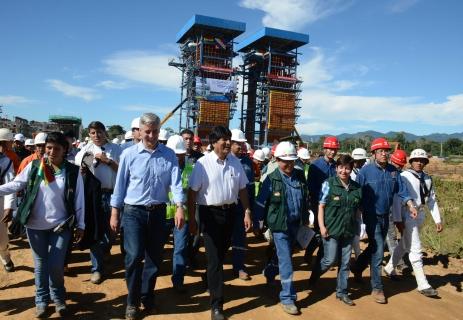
left=0, top=234, right=462, bottom=320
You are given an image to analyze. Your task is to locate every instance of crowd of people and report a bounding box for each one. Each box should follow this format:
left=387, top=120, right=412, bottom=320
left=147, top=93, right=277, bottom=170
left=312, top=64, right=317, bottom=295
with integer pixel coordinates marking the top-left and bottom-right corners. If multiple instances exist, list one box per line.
left=0, top=113, right=444, bottom=320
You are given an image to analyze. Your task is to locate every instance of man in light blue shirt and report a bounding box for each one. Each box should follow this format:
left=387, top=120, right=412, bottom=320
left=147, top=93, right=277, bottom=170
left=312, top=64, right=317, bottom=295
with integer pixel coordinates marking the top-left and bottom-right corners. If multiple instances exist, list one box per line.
left=110, top=113, right=184, bottom=320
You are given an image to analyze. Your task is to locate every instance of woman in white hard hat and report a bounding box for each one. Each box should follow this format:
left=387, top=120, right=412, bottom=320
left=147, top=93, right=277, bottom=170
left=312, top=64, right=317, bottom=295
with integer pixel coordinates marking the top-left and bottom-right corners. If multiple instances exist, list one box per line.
left=385, top=149, right=443, bottom=297
left=255, top=141, right=309, bottom=315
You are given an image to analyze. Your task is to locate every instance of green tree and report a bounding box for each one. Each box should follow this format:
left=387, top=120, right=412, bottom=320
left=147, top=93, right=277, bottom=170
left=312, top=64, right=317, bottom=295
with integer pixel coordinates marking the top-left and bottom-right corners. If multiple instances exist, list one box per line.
left=444, top=138, right=463, bottom=155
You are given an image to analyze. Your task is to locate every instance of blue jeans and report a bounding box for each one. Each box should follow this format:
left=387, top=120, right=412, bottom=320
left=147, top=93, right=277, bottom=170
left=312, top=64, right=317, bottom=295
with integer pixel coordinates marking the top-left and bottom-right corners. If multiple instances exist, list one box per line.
left=164, top=218, right=189, bottom=286
left=232, top=204, right=246, bottom=272
left=26, top=228, right=71, bottom=307
left=89, top=192, right=112, bottom=273
left=354, top=214, right=389, bottom=291
left=319, top=236, right=353, bottom=296
left=269, top=223, right=299, bottom=305
left=122, top=204, right=166, bottom=307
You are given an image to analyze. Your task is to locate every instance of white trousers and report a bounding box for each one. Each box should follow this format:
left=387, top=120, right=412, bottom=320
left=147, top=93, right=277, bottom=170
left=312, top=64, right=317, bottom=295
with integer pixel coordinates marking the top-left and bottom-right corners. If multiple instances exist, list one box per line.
left=385, top=212, right=431, bottom=291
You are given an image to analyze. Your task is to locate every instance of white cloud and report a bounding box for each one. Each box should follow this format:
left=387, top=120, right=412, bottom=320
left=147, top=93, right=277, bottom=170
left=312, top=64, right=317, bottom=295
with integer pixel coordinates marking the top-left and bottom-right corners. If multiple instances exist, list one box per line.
left=46, top=79, right=100, bottom=102
left=389, top=0, right=419, bottom=13
left=0, top=95, right=32, bottom=105
left=239, top=0, right=354, bottom=30
left=96, top=80, right=129, bottom=90
left=103, top=51, right=180, bottom=91
left=293, top=47, right=463, bottom=134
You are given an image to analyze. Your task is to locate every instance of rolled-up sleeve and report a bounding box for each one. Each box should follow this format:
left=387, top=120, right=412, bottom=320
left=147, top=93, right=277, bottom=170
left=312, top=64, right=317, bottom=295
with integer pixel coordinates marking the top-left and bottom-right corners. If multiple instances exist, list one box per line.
left=318, top=181, right=330, bottom=204
left=188, top=162, right=204, bottom=192
left=255, top=176, right=272, bottom=222
left=170, top=154, right=184, bottom=204
left=110, top=151, right=129, bottom=208
left=74, top=172, right=85, bottom=230
left=3, top=162, right=16, bottom=209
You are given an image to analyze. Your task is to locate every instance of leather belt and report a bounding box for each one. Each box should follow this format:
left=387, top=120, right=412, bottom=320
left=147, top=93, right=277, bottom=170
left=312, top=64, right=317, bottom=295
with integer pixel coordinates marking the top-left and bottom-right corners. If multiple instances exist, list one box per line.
left=133, top=203, right=166, bottom=212
left=202, top=203, right=236, bottom=210
left=101, top=188, right=114, bottom=194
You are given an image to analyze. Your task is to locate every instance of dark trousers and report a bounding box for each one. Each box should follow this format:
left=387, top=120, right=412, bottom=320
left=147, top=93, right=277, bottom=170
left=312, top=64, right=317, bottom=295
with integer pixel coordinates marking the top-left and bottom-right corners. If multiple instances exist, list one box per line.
left=199, top=205, right=235, bottom=309
left=122, top=204, right=166, bottom=307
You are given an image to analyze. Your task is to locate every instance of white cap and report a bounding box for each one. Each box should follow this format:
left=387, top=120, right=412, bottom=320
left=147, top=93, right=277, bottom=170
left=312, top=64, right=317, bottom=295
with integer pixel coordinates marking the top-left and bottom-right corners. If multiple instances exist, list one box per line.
left=25, top=138, right=34, bottom=146
left=112, top=137, right=121, bottom=144
left=253, top=149, right=265, bottom=162
left=124, top=131, right=133, bottom=140
left=159, top=128, right=169, bottom=141
left=352, top=148, right=367, bottom=160
left=262, top=147, right=271, bottom=159
left=167, top=135, right=187, bottom=154
left=409, top=148, right=429, bottom=164
left=34, top=132, right=47, bottom=145
left=231, top=129, right=247, bottom=142
left=131, top=117, right=140, bottom=129
left=297, top=147, right=310, bottom=160
left=0, top=128, right=13, bottom=141
left=14, top=133, right=25, bottom=142
left=274, top=141, right=298, bottom=161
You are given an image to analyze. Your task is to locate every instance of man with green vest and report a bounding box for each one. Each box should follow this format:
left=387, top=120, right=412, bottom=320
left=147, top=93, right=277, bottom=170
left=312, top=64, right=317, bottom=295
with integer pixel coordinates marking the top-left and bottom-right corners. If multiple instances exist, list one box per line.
left=308, top=154, right=362, bottom=306
left=255, top=141, right=309, bottom=315
left=165, top=134, right=192, bottom=293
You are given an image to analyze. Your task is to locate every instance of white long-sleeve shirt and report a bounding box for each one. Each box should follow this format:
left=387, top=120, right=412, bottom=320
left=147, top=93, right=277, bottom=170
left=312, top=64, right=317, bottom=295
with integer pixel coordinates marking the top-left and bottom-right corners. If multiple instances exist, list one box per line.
left=0, top=161, right=85, bottom=230
left=0, top=155, right=16, bottom=210
left=392, top=170, right=441, bottom=224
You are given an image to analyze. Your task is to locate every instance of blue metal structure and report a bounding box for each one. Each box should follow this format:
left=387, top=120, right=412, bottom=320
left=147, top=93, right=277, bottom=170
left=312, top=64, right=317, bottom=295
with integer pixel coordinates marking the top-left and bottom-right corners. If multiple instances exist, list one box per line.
left=237, top=27, right=309, bottom=146
left=169, top=15, right=245, bottom=137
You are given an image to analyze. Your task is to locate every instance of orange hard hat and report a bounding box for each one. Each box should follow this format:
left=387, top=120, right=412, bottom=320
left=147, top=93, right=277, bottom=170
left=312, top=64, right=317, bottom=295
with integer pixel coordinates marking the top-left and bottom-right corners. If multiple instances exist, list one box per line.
left=323, top=136, right=340, bottom=149
left=390, top=149, right=407, bottom=167
left=370, top=138, right=391, bottom=151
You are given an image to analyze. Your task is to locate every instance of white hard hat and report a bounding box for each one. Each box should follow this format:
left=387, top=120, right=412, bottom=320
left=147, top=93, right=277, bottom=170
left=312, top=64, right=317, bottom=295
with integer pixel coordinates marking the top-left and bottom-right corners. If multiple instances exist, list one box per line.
left=253, top=149, right=265, bottom=162
left=25, top=138, right=34, bottom=146
left=274, top=141, right=298, bottom=161
left=167, top=134, right=186, bottom=154
left=131, top=117, right=140, bottom=129
left=34, top=132, right=47, bottom=145
left=409, top=148, right=429, bottom=164
left=159, top=128, right=169, bottom=141
left=14, top=133, right=25, bottom=142
left=297, top=147, right=310, bottom=160
left=262, top=147, right=271, bottom=159
left=0, top=128, right=13, bottom=141
left=124, top=131, right=133, bottom=140
left=112, top=137, right=121, bottom=144
left=231, top=129, right=247, bottom=142
left=352, top=148, right=368, bottom=160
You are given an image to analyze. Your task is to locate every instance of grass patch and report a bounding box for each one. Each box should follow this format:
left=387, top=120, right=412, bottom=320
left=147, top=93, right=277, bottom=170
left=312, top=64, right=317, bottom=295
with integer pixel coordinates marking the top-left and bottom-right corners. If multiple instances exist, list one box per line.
left=421, top=178, right=463, bottom=258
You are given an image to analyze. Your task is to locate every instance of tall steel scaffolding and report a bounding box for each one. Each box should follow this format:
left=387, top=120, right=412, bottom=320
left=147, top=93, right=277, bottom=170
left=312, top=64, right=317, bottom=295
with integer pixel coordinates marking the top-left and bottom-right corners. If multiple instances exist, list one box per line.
left=236, top=28, right=309, bottom=146
left=169, top=15, right=245, bottom=139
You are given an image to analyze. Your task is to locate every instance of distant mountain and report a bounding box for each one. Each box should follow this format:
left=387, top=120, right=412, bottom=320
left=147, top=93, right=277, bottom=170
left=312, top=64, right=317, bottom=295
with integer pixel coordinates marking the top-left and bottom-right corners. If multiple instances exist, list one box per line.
left=300, top=131, right=463, bottom=143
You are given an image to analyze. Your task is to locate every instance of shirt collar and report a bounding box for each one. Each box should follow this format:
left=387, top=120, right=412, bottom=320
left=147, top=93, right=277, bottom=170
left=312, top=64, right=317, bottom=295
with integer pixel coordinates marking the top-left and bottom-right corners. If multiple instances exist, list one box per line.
left=137, top=141, right=163, bottom=154
left=210, top=150, right=229, bottom=164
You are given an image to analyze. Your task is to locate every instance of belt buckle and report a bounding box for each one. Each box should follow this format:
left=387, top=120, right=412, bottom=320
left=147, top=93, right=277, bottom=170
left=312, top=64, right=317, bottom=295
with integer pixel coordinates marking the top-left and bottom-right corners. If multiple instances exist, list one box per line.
left=146, top=204, right=157, bottom=211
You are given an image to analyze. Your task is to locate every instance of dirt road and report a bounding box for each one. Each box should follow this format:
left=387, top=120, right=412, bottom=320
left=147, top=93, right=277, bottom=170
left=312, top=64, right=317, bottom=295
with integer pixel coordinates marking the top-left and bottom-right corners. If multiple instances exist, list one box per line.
left=0, top=235, right=461, bottom=320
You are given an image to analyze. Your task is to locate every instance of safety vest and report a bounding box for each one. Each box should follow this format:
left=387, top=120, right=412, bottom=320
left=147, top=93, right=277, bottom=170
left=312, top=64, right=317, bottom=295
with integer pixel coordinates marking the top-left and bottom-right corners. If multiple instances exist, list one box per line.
left=166, top=162, right=193, bottom=220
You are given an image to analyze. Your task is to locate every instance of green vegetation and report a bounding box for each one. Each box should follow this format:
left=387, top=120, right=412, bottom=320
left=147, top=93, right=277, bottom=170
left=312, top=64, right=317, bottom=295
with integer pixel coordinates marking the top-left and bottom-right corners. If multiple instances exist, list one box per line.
left=421, top=178, right=463, bottom=258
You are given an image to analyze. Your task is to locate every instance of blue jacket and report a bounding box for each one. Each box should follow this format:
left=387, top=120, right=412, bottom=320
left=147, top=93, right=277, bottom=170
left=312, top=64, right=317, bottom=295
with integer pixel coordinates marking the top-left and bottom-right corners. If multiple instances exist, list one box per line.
left=307, top=156, right=336, bottom=210
left=356, top=162, right=411, bottom=216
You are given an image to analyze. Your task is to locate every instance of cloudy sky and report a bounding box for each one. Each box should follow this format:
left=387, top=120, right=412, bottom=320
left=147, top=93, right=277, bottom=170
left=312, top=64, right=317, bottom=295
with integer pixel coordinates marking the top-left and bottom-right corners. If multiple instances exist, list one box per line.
left=1, top=0, right=462, bottom=135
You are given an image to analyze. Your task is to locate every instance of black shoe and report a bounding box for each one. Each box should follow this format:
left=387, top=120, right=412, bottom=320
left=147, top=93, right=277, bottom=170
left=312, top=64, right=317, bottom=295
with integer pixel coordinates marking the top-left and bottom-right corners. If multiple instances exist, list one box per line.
left=56, top=303, right=68, bottom=317
left=125, top=305, right=139, bottom=320
left=36, top=305, right=47, bottom=318
left=337, top=295, right=355, bottom=306
left=211, top=308, right=226, bottom=320
left=4, top=260, right=15, bottom=272
left=420, top=287, right=439, bottom=297
left=173, top=283, right=187, bottom=294
left=353, top=271, right=363, bottom=283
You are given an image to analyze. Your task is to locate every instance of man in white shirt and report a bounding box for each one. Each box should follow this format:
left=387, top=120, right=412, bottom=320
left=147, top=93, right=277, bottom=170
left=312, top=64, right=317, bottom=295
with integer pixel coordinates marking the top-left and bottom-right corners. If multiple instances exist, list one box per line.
left=188, top=126, right=252, bottom=320
left=76, top=121, right=121, bottom=284
left=0, top=151, right=16, bottom=272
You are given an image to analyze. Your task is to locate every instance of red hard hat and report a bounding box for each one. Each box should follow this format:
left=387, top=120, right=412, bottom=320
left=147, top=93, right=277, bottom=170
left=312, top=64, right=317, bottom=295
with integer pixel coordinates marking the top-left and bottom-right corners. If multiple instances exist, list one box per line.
left=370, top=138, right=391, bottom=151
left=390, top=149, right=407, bottom=167
left=323, top=136, right=340, bottom=149
left=193, top=136, right=202, bottom=145
left=271, top=144, right=278, bottom=155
